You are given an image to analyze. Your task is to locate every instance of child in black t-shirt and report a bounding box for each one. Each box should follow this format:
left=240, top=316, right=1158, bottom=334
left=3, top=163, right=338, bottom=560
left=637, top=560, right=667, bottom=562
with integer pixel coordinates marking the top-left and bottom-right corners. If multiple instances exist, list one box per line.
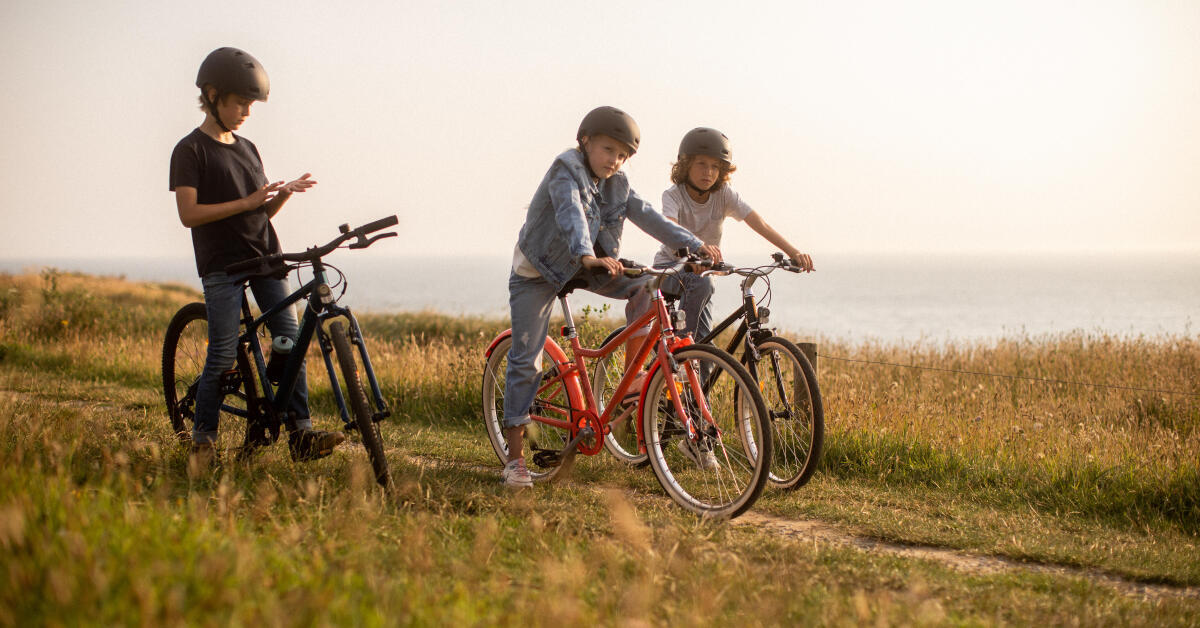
left=169, top=47, right=344, bottom=474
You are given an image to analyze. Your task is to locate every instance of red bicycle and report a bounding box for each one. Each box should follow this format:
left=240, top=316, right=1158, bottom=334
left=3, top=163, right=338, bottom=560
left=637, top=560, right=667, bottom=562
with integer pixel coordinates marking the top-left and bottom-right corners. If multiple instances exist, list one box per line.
left=481, top=259, right=773, bottom=518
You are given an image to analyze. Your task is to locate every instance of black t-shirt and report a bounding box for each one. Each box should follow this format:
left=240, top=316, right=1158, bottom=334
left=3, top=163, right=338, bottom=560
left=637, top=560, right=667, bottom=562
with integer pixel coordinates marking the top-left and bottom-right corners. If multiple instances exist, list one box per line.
left=169, top=128, right=282, bottom=277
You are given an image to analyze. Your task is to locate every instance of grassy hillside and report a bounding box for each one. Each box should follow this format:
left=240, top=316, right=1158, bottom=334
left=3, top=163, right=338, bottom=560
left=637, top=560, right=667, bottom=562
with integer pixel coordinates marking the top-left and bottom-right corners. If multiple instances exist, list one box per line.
left=0, top=269, right=1197, bottom=625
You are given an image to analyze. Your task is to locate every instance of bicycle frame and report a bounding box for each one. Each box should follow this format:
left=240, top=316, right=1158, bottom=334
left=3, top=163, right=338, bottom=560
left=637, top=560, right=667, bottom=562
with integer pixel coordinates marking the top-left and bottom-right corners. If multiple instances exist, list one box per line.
left=512, top=283, right=711, bottom=456
left=225, top=259, right=389, bottom=439
left=698, top=269, right=773, bottom=365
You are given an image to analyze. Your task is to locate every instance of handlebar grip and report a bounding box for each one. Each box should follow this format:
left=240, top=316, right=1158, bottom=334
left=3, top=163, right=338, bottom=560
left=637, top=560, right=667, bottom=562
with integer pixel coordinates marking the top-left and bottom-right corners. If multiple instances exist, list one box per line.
left=356, top=215, right=399, bottom=235
left=225, top=253, right=283, bottom=274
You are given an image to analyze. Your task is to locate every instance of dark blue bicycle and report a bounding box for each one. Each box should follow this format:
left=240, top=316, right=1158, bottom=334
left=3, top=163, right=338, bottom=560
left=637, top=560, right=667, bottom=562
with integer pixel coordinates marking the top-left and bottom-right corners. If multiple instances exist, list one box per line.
left=162, top=216, right=398, bottom=487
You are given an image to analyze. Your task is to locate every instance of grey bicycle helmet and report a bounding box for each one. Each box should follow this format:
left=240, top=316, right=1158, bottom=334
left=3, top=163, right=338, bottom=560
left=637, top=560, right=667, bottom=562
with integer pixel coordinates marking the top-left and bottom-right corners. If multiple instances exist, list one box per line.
left=679, top=127, right=732, bottom=163
left=577, top=106, right=640, bottom=154
left=196, top=47, right=270, bottom=101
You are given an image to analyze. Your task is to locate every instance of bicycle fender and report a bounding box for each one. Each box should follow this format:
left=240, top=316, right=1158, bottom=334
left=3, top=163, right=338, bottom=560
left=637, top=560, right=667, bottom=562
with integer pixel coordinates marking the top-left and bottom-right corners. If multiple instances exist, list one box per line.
left=483, top=330, right=512, bottom=358
left=484, top=330, right=585, bottom=413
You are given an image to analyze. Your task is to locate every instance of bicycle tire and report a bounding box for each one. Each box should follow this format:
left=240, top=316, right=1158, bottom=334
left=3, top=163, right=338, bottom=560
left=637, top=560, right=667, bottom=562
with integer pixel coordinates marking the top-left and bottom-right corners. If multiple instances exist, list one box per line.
left=162, top=302, right=258, bottom=443
left=746, top=337, right=824, bottom=489
left=481, top=335, right=573, bottom=483
left=329, top=321, right=392, bottom=488
left=593, top=325, right=650, bottom=467
left=642, top=343, right=771, bottom=518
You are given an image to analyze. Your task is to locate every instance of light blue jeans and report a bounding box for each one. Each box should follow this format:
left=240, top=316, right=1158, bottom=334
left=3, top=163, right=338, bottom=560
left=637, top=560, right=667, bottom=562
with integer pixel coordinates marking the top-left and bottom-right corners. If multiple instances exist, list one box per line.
left=658, top=268, right=715, bottom=340
left=193, top=272, right=311, bottom=444
left=503, top=270, right=653, bottom=428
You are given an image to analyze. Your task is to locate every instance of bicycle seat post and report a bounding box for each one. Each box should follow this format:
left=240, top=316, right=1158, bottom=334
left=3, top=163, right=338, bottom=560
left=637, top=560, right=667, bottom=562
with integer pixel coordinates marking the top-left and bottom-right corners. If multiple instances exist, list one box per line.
left=558, top=296, right=578, bottom=340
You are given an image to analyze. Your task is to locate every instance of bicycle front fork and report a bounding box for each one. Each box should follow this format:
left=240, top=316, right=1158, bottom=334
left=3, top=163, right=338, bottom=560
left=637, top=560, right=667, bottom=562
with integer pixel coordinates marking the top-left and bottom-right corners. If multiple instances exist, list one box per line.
left=318, top=310, right=390, bottom=430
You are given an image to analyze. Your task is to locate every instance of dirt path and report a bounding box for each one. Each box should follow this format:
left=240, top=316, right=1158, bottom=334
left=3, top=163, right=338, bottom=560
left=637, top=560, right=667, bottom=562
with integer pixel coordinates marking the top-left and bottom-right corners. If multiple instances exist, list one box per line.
left=731, top=510, right=1199, bottom=601
left=399, top=450, right=1200, bottom=601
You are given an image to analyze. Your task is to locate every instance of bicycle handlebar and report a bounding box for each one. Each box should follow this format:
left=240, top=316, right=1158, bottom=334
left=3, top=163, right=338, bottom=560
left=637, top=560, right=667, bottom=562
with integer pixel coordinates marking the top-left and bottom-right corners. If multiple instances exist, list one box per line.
left=224, top=215, right=399, bottom=275
left=616, top=254, right=729, bottom=278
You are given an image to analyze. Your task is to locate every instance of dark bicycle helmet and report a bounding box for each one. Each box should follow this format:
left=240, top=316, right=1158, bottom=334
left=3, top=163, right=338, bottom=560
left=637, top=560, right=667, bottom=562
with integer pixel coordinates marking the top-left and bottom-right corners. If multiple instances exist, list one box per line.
left=196, top=47, right=270, bottom=101
left=678, top=127, right=732, bottom=163
left=577, top=106, right=640, bottom=154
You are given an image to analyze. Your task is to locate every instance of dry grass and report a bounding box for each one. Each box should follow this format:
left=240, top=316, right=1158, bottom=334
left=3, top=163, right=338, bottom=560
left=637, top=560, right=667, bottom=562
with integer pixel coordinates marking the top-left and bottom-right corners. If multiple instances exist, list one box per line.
left=0, top=270, right=1198, bottom=625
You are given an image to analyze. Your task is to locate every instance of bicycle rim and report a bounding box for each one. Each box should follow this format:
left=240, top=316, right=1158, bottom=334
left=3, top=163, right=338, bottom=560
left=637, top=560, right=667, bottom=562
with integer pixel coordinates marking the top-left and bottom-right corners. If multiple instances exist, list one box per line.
left=330, top=321, right=392, bottom=488
left=752, top=338, right=824, bottom=489
left=593, top=325, right=649, bottom=467
left=642, top=344, right=771, bottom=518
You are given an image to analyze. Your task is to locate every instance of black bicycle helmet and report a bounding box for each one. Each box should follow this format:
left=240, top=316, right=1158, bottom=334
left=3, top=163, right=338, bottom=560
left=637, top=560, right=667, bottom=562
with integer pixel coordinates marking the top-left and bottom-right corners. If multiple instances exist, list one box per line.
left=679, top=127, right=732, bottom=163
left=577, top=106, right=640, bottom=154
left=196, top=47, right=270, bottom=101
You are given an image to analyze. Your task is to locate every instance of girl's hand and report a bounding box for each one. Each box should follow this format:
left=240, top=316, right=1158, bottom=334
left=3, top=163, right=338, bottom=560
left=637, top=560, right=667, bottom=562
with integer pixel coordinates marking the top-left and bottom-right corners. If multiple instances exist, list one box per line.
left=245, top=180, right=284, bottom=210
left=281, top=173, right=317, bottom=195
left=788, top=251, right=815, bottom=272
left=582, top=254, right=623, bottom=276
left=698, top=244, right=723, bottom=264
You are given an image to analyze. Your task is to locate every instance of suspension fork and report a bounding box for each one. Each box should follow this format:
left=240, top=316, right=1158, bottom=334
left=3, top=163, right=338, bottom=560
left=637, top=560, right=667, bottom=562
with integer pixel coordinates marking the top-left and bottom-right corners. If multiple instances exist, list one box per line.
left=341, top=309, right=390, bottom=417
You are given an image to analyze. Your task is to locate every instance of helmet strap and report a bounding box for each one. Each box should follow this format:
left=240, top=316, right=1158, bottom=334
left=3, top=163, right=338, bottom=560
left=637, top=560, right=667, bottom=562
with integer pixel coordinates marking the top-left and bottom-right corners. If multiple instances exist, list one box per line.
left=579, top=143, right=600, bottom=182
left=203, top=92, right=231, bottom=133
left=686, top=179, right=713, bottom=196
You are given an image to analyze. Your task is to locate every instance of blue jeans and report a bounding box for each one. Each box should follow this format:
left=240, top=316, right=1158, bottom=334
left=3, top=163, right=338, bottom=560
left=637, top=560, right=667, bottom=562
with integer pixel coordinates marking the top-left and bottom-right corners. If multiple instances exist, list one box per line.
left=193, top=272, right=311, bottom=444
left=658, top=268, right=715, bottom=340
left=503, top=270, right=653, bottom=429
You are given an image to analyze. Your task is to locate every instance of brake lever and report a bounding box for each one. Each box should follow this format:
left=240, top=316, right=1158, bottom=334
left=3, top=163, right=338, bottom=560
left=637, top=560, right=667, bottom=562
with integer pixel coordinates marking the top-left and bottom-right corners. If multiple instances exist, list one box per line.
left=348, top=231, right=398, bottom=250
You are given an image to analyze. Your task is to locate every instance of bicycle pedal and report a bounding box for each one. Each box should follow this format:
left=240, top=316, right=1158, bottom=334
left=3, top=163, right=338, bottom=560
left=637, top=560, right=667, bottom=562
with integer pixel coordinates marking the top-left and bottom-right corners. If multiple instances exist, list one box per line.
left=531, top=448, right=562, bottom=469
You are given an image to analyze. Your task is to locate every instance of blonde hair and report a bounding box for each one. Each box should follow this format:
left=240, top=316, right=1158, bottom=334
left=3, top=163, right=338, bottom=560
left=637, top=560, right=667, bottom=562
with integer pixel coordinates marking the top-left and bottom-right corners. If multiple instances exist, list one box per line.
left=670, top=154, right=736, bottom=191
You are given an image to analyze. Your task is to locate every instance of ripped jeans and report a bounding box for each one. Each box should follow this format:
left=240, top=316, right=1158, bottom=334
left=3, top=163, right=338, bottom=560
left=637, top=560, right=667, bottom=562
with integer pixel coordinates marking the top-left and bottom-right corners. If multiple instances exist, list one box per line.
left=503, top=270, right=653, bottom=429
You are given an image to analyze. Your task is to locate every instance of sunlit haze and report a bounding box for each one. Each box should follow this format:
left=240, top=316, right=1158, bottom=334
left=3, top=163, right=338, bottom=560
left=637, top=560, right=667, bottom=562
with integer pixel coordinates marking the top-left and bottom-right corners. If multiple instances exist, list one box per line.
left=1, top=0, right=1197, bottom=263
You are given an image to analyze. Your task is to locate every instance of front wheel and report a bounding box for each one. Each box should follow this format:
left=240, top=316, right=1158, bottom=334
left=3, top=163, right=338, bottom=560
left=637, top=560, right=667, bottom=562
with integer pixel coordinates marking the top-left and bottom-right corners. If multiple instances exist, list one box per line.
left=329, top=321, right=392, bottom=488
left=745, top=337, right=824, bottom=489
left=642, top=344, right=771, bottom=519
left=481, top=335, right=574, bottom=483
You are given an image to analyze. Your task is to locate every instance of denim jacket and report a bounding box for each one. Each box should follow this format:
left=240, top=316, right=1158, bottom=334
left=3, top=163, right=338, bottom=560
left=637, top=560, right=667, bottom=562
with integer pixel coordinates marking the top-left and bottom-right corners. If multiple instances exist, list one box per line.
left=517, top=149, right=704, bottom=290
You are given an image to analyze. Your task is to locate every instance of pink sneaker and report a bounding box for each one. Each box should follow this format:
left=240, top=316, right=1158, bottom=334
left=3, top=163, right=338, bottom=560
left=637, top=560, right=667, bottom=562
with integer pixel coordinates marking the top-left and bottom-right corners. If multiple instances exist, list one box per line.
left=501, top=457, right=533, bottom=488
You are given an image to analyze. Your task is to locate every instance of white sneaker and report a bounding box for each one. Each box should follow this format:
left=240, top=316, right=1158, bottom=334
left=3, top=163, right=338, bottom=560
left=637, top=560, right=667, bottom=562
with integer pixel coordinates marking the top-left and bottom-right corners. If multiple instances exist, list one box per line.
left=501, top=457, right=534, bottom=488
left=676, top=439, right=720, bottom=471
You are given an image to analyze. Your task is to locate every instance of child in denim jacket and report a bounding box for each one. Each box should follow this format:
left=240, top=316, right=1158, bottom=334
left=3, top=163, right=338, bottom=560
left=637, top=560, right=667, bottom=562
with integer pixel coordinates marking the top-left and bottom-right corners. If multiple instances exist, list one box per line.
left=501, top=106, right=720, bottom=487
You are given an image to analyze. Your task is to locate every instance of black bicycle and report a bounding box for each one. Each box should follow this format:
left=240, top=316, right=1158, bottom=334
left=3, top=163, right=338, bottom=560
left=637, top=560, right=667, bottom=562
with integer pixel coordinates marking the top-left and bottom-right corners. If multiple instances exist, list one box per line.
left=162, top=216, right=398, bottom=487
left=595, top=253, right=824, bottom=490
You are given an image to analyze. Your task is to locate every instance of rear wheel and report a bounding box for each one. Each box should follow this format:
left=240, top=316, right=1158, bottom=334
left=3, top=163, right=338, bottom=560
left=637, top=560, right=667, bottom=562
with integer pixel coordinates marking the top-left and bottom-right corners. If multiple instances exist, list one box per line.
left=330, top=321, right=392, bottom=488
left=642, top=344, right=771, bottom=518
left=162, top=302, right=257, bottom=443
left=482, top=335, right=574, bottom=482
left=746, top=337, right=824, bottom=489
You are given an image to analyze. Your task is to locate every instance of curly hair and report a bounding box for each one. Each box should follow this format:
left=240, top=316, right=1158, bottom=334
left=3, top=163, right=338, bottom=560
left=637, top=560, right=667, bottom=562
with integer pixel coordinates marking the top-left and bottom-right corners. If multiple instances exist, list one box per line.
left=669, top=154, right=737, bottom=192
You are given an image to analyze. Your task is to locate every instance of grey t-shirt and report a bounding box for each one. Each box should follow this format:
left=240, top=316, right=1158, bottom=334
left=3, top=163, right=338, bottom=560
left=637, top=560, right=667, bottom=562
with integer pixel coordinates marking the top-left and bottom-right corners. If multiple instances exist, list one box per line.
left=654, top=184, right=753, bottom=266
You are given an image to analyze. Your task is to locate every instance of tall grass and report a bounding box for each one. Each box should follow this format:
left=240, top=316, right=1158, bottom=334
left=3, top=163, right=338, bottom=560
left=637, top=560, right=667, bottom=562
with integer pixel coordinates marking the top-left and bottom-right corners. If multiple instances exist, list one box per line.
left=0, top=270, right=1198, bottom=624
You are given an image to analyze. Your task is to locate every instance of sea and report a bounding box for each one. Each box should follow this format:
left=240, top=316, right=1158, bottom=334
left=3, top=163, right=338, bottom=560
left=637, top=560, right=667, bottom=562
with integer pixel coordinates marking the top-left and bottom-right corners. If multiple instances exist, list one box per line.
left=3, top=252, right=1197, bottom=345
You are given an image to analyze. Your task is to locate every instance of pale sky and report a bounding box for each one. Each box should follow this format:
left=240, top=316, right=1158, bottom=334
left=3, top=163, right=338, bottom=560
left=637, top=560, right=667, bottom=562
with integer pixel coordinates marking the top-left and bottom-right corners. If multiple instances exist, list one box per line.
left=1, top=0, right=1197, bottom=263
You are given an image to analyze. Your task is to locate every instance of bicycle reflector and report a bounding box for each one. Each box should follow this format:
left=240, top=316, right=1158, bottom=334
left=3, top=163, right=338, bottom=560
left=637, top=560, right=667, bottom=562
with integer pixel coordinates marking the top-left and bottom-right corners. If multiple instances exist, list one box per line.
left=757, top=306, right=770, bottom=326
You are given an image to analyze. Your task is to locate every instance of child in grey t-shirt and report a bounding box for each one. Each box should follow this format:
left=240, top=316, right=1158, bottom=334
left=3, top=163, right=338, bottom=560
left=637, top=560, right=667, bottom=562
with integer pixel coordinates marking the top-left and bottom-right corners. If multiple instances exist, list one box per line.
left=655, top=127, right=815, bottom=339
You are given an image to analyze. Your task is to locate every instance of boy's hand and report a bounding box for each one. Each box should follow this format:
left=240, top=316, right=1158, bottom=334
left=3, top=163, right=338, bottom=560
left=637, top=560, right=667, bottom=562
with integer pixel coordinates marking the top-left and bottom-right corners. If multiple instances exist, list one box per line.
left=787, top=251, right=815, bottom=272
left=245, top=181, right=285, bottom=210
left=697, top=244, right=723, bottom=263
left=281, top=173, right=317, bottom=195
left=581, top=255, right=623, bottom=276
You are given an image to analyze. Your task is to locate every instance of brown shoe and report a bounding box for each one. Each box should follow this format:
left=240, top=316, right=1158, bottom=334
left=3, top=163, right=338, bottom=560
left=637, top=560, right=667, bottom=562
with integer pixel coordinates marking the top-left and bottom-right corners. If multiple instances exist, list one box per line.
left=188, top=442, right=218, bottom=478
left=289, top=429, right=346, bottom=462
